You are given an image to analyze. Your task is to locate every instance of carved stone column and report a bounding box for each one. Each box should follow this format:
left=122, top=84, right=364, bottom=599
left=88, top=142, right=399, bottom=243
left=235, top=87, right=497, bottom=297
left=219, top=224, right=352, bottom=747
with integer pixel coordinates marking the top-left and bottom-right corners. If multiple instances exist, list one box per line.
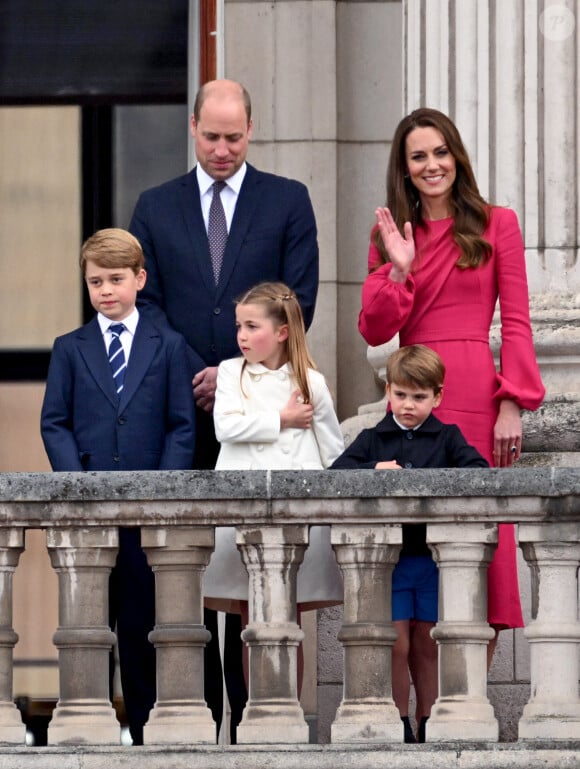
left=0, top=529, right=26, bottom=743
left=427, top=523, right=498, bottom=742
left=141, top=526, right=215, bottom=744
left=330, top=524, right=402, bottom=743
left=518, top=522, right=580, bottom=739
left=46, top=527, right=120, bottom=745
left=237, top=525, right=309, bottom=744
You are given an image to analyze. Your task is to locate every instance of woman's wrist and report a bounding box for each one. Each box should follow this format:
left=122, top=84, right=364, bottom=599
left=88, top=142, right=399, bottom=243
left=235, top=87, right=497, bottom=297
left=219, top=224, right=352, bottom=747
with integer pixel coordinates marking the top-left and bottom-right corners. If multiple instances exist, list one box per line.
left=389, top=266, right=409, bottom=283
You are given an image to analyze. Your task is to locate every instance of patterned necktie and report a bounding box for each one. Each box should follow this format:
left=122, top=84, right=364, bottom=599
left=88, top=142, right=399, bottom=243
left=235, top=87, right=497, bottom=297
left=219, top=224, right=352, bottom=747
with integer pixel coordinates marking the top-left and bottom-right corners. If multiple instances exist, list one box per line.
left=207, top=180, right=228, bottom=284
left=108, top=324, right=127, bottom=395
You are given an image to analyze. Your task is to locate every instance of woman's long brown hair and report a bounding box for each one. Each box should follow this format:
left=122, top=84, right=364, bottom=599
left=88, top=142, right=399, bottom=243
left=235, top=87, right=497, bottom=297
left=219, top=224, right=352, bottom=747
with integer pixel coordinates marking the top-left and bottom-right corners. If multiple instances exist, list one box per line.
left=373, top=107, right=492, bottom=270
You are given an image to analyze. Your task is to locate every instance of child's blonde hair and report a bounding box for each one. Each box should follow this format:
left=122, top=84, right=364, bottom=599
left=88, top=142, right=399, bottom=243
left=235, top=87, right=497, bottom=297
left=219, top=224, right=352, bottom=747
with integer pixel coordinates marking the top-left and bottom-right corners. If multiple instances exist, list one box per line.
left=80, top=228, right=145, bottom=275
left=386, top=345, right=445, bottom=395
left=236, top=281, right=316, bottom=403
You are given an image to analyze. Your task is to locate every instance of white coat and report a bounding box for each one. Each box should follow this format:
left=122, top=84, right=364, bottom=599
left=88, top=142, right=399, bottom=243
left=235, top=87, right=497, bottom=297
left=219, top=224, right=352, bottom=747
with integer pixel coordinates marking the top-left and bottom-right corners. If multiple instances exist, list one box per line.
left=204, top=357, right=345, bottom=608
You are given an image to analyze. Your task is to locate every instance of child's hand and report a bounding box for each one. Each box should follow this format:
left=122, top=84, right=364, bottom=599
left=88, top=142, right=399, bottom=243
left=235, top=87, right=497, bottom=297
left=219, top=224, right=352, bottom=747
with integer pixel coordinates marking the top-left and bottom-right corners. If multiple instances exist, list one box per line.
left=375, top=460, right=402, bottom=470
left=280, top=389, right=314, bottom=430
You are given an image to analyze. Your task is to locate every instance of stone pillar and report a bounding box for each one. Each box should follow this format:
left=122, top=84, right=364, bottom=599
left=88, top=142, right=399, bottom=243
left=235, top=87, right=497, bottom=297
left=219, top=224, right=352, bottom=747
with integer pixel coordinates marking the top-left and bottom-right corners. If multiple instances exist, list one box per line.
left=518, top=523, right=580, bottom=739
left=330, top=524, right=402, bottom=743
left=427, top=523, right=498, bottom=742
left=237, top=525, right=309, bottom=744
left=46, top=527, right=120, bottom=745
left=0, top=529, right=26, bottom=743
left=141, top=526, right=215, bottom=744
left=403, top=0, right=580, bottom=457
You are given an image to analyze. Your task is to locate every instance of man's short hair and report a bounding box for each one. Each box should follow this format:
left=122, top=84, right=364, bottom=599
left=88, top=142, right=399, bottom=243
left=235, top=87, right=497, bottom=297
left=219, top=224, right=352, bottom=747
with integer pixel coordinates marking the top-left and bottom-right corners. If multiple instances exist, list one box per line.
left=193, top=80, right=252, bottom=124
left=80, top=228, right=144, bottom=275
left=386, top=345, right=445, bottom=394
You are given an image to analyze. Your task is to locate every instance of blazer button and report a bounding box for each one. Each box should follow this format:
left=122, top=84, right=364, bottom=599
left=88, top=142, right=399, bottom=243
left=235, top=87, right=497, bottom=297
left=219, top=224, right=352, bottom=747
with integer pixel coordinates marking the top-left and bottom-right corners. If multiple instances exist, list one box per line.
left=404, top=462, right=413, bottom=468
left=406, top=431, right=414, bottom=440
left=118, top=417, right=126, bottom=425
left=113, top=455, right=120, bottom=463
left=213, top=307, right=221, bottom=315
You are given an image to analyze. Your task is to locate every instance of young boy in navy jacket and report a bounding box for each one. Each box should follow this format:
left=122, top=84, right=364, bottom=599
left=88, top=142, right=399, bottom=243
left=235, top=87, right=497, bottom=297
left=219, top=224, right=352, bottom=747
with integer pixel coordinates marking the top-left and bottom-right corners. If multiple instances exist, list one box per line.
left=41, top=228, right=195, bottom=744
left=331, top=344, right=487, bottom=743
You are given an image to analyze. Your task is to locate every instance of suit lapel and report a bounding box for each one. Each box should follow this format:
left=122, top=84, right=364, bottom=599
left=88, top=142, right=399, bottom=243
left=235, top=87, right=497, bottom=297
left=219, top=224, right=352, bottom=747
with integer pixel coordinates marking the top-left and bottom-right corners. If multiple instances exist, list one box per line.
left=180, top=170, right=216, bottom=294
left=77, top=318, right=118, bottom=408
left=216, top=164, right=261, bottom=300
left=118, top=317, right=159, bottom=412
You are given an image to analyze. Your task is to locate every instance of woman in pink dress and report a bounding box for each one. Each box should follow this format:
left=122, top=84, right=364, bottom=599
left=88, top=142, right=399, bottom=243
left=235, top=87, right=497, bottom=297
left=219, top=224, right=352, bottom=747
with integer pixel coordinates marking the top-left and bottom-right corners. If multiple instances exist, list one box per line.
left=359, top=108, right=545, bottom=654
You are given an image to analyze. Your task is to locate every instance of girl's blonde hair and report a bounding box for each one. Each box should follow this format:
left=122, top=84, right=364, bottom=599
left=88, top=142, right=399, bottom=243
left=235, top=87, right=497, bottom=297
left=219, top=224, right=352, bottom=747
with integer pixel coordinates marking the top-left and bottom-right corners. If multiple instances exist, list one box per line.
left=236, top=281, right=316, bottom=404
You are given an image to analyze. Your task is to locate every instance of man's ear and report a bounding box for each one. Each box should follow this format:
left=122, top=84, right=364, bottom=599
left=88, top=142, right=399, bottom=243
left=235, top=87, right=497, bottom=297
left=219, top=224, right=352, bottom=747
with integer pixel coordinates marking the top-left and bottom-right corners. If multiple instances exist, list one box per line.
left=190, top=114, right=197, bottom=139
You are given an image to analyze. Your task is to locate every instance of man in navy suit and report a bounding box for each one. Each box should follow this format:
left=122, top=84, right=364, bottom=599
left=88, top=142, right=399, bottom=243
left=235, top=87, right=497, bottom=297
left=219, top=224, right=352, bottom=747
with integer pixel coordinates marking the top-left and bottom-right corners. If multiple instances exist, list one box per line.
left=128, top=79, right=319, bottom=740
left=41, top=228, right=195, bottom=745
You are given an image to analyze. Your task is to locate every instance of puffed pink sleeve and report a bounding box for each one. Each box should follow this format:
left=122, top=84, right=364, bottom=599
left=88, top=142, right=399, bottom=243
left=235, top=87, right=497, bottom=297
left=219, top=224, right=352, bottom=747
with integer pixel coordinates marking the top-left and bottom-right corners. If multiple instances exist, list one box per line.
left=493, top=208, right=545, bottom=410
left=358, top=229, right=416, bottom=346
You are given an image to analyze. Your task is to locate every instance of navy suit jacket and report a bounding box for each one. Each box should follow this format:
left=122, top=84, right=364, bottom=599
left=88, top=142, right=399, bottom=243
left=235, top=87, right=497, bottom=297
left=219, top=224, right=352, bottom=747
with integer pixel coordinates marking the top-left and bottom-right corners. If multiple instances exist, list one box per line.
left=41, top=315, right=195, bottom=472
left=128, top=163, right=319, bottom=376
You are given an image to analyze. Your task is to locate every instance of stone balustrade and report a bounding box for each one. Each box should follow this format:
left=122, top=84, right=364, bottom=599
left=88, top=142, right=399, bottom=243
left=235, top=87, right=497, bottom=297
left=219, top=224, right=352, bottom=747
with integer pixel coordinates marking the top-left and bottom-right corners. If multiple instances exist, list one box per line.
left=0, top=468, right=579, bottom=768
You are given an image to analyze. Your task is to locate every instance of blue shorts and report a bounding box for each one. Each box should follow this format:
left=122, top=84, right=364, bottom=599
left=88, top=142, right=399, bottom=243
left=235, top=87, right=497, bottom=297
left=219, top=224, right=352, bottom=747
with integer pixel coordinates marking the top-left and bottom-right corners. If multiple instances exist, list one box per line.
left=392, top=555, right=438, bottom=622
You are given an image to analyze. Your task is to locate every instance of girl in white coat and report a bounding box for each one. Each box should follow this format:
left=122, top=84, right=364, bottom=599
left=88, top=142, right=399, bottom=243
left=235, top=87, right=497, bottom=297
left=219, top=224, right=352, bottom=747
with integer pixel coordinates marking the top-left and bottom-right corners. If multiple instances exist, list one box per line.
left=204, top=281, right=345, bottom=616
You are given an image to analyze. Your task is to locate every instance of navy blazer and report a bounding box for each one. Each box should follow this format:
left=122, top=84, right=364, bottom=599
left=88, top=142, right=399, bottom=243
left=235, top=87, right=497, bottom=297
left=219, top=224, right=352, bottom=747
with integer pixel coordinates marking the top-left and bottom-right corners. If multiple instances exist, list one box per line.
left=40, top=315, right=195, bottom=472
left=129, top=163, right=319, bottom=376
left=330, top=412, right=489, bottom=471
left=330, top=412, right=489, bottom=556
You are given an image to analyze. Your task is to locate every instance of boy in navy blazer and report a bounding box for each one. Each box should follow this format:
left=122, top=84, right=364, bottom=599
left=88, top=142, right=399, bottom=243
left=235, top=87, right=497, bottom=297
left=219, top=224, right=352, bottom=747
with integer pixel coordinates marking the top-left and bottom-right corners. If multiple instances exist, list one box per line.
left=41, top=228, right=195, bottom=744
left=331, top=345, right=488, bottom=744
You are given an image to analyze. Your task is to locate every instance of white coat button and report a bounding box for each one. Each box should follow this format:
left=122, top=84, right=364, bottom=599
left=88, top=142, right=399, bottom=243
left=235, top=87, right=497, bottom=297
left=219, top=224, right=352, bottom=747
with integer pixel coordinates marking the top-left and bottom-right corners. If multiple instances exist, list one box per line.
left=257, top=445, right=264, bottom=452
left=282, top=446, right=290, bottom=454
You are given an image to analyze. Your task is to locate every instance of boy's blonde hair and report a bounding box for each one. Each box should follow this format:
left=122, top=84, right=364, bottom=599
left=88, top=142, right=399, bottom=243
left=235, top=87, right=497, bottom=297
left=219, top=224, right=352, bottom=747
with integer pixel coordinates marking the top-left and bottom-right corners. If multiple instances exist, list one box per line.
left=80, top=228, right=145, bottom=275
left=236, top=281, right=316, bottom=404
left=386, top=345, right=445, bottom=395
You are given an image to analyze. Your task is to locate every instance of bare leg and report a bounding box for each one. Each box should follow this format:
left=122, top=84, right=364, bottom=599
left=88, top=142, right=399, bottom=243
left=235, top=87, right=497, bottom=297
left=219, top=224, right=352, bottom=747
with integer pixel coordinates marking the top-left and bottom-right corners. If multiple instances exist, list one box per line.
left=392, top=620, right=411, bottom=716
left=409, top=621, right=438, bottom=721
left=487, top=627, right=500, bottom=669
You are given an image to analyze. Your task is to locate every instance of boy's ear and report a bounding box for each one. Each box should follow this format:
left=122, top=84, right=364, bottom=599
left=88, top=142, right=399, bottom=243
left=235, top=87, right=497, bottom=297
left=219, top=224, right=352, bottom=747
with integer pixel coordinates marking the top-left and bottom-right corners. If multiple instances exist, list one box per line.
left=136, top=269, right=147, bottom=290
left=385, top=383, right=391, bottom=400
left=433, top=387, right=443, bottom=407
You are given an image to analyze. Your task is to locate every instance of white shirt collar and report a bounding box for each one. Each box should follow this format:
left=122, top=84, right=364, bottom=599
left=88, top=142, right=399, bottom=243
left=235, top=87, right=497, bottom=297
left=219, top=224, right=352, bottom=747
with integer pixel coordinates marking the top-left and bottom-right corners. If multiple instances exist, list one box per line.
left=196, top=163, right=247, bottom=197
left=392, top=413, right=425, bottom=432
left=97, top=307, right=140, bottom=337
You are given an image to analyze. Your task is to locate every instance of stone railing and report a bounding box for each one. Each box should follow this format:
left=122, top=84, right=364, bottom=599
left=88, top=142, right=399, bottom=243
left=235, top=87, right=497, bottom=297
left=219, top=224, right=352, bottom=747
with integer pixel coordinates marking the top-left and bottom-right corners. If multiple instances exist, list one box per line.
left=0, top=468, right=579, bottom=767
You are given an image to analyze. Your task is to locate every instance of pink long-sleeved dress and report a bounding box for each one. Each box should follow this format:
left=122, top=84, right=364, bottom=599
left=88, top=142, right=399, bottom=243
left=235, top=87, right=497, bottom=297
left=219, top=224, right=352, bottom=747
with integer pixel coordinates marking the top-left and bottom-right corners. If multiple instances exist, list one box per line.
left=359, top=206, right=545, bottom=627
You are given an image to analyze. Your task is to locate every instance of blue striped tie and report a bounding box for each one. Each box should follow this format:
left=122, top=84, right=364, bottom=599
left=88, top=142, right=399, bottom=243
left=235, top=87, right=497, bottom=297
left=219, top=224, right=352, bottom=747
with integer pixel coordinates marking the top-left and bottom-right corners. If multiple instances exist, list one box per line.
left=108, top=324, right=127, bottom=395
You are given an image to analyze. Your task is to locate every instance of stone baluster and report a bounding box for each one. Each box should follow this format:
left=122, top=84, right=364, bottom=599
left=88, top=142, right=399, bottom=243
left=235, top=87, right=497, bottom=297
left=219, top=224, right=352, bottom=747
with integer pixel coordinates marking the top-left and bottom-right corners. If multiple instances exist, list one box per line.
left=46, top=527, right=120, bottom=745
left=141, top=526, right=215, bottom=744
left=237, top=524, right=309, bottom=744
left=427, top=523, right=498, bottom=742
left=0, top=529, right=26, bottom=743
left=330, top=524, right=402, bottom=743
left=518, top=522, right=580, bottom=739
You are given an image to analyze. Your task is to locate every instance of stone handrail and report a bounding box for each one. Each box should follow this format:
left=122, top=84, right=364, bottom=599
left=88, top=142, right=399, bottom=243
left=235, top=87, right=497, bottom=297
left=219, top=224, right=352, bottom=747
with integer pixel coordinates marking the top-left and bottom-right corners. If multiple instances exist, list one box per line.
left=0, top=468, right=579, bottom=747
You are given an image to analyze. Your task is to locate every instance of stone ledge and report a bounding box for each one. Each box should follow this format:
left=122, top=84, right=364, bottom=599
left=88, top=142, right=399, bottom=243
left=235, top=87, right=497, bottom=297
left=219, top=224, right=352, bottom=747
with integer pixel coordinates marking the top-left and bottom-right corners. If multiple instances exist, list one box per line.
left=0, top=744, right=578, bottom=769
